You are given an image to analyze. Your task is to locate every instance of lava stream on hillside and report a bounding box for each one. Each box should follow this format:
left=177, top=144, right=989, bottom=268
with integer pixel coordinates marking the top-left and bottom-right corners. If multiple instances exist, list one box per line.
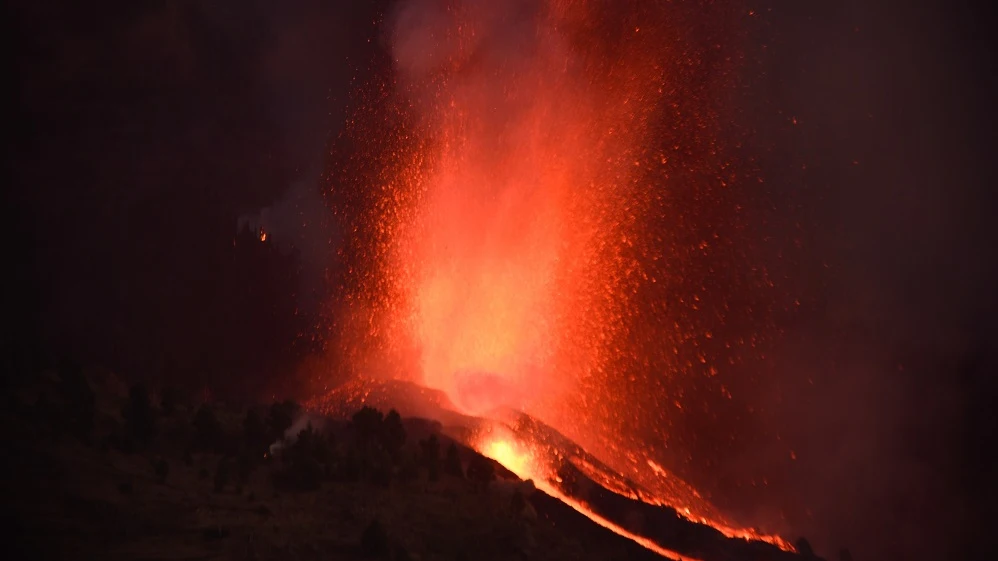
left=311, top=379, right=794, bottom=560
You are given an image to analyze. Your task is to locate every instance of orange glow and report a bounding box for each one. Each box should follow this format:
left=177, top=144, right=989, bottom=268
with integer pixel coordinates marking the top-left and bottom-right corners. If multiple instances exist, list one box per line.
left=327, top=0, right=793, bottom=556
left=471, top=425, right=793, bottom=554
left=481, top=438, right=534, bottom=479
left=475, top=430, right=701, bottom=561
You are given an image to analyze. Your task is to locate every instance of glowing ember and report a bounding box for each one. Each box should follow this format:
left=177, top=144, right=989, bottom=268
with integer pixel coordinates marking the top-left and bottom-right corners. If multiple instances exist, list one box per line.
left=325, top=0, right=794, bottom=555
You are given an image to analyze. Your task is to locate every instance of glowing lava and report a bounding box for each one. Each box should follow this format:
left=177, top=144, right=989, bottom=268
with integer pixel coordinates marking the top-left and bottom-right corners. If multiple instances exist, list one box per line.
left=539, top=483, right=705, bottom=561
left=474, top=430, right=703, bottom=561
left=325, top=0, right=794, bottom=555
left=469, top=414, right=794, bottom=554
left=481, top=438, right=534, bottom=479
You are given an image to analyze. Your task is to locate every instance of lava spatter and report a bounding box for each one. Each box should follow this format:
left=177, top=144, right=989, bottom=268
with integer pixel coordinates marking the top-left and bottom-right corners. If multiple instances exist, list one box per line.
left=324, top=0, right=793, bottom=554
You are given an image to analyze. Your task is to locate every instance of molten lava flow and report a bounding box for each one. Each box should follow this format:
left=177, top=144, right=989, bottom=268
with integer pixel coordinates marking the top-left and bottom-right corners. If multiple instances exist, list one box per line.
left=539, top=483, right=704, bottom=561
left=474, top=430, right=703, bottom=561
left=327, top=0, right=795, bottom=555
left=469, top=416, right=793, bottom=555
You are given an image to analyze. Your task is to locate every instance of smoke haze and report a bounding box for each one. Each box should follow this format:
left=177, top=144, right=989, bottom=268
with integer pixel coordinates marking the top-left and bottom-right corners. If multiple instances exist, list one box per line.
left=8, top=1, right=996, bottom=560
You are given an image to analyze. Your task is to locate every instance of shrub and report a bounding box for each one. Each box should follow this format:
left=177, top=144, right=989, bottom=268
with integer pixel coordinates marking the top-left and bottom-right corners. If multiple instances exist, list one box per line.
left=443, top=442, right=464, bottom=478
left=268, top=399, right=299, bottom=438
left=243, top=408, right=267, bottom=451
left=274, top=423, right=336, bottom=491
left=352, top=406, right=384, bottom=441
left=291, top=423, right=317, bottom=462
left=382, top=409, right=406, bottom=456
left=796, top=538, right=815, bottom=557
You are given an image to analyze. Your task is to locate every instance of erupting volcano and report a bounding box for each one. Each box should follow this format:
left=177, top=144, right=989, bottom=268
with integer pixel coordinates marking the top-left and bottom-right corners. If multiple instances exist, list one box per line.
left=323, top=0, right=795, bottom=557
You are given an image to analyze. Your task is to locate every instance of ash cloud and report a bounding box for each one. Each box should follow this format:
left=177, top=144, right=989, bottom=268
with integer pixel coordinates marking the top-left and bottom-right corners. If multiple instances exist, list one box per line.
left=385, top=0, right=567, bottom=136
left=388, top=0, right=548, bottom=81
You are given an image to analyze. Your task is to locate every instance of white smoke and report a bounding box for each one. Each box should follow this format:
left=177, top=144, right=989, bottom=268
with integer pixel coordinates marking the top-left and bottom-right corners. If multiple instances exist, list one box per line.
left=268, top=411, right=329, bottom=455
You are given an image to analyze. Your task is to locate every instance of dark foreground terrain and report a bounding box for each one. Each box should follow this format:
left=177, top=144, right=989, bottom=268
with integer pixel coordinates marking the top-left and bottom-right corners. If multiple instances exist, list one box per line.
left=2, top=365, right=823, bottom=561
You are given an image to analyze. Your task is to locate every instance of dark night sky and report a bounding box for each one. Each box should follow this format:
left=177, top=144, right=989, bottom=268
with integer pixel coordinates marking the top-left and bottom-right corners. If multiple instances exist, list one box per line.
left=5, top=0, right=997, bottom=559
left=6, top=0, right=389, bottom=392
left=742, top=2, right=998, bottom=557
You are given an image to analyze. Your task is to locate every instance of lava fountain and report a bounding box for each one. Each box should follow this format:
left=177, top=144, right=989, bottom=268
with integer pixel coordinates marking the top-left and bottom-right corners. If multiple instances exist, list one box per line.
left=325, top=0, right=792, bottom=554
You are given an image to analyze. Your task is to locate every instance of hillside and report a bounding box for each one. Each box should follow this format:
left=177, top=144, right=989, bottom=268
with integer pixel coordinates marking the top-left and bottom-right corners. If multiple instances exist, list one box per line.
left=3, top=366, right=674, bottom=561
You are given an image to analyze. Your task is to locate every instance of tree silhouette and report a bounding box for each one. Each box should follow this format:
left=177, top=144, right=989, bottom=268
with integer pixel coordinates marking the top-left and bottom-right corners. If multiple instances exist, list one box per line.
left=795, top=538, right=815, bottom=557
left=382, top=409, right=406, bottom=457
left=243, top=408, right=267, bottom=450
left=443, top=442, right=464, bottom=478
left=352, top=406, right=384, bottom=441
left=268, top=399, right=298, bottom=438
